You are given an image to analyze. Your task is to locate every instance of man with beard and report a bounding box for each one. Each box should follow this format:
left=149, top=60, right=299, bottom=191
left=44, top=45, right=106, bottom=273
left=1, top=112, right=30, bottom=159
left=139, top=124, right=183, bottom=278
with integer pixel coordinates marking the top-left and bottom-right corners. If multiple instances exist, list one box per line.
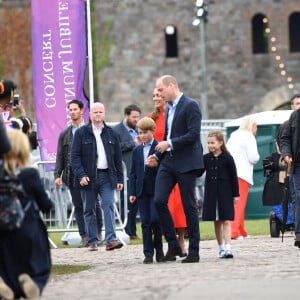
left=113, top=104, right=142, bottom=240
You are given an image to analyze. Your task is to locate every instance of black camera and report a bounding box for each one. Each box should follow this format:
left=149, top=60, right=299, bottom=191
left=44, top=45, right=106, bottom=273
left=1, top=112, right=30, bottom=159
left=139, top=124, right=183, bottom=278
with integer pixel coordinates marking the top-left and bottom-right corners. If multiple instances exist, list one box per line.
left=13, top=94, right=20, bottom=107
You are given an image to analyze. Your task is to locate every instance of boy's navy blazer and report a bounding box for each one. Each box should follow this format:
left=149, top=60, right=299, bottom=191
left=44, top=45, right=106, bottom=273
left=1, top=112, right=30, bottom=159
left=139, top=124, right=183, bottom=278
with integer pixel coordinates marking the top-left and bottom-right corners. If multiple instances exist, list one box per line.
left=129, top=139, right=158, bottom=197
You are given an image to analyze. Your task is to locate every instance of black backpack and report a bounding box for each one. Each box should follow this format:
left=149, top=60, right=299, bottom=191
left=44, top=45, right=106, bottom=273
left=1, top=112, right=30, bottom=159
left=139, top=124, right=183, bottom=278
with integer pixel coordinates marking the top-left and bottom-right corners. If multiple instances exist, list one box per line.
left=0, top=163, right=29, bottom=231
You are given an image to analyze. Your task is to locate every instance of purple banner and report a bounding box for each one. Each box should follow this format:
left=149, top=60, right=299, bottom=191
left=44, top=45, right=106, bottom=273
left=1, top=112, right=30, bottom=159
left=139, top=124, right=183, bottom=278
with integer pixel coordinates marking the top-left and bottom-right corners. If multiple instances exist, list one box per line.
left=31, top=0, right=89, bottom=161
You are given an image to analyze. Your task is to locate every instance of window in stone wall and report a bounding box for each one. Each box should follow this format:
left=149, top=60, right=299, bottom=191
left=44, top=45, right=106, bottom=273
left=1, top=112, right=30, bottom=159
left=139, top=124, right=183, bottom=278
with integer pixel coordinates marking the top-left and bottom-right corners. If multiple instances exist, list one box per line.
left=289, top=12, right=300, bottom=52
left=252, top=13, right=269, bottom=54
left=165, top=25, right=178, bottom=58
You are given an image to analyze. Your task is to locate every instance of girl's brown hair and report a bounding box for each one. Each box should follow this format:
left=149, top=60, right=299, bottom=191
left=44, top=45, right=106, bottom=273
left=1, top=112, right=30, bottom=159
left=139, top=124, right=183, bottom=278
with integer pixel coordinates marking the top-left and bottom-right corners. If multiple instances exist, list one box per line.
left=207, top=130, right=229, bottom=154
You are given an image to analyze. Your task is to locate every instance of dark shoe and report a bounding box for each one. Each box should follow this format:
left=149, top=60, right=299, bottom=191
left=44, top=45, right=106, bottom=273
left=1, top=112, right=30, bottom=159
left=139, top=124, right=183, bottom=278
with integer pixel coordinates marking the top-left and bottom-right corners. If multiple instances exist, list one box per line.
left=88, top=244, right=98, bottom=251
left=179, top=252, right=187, bottom=257
left=129, top=235, right=140, bottom=240
left=143, top=256, right=153, bottom=264
left=182, top=254, right=200, bottom=263
left=78, top=237, right=88, bottom=248
left=106, top=240, right=123, bottom=251
left=162, top=247, right=182, bottom=262
left=156, top=249, right=164, bottom=262
left=294, top=237, right=300, bottom=247
left=0, top=276, right=14, bottom=300
left=18, top=274, right=40, bottom=299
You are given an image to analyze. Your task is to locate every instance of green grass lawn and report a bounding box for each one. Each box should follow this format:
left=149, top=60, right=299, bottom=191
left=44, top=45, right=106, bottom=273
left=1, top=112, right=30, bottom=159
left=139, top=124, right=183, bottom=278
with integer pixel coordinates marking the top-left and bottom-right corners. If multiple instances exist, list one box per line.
left=49, top=218, right=271, bottom=250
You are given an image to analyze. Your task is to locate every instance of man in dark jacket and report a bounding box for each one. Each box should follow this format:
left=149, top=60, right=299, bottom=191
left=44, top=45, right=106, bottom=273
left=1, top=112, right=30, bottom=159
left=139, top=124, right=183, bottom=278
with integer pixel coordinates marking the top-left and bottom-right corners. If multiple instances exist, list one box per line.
left=54, top=99, right=103, bottom=247
left=113, top=104, right=141, bottom=240
left=71, top=102, right=124, bottom=251
left=280, top=97, right=300, bottom=247
left=147, top=75, right=204, bottom=263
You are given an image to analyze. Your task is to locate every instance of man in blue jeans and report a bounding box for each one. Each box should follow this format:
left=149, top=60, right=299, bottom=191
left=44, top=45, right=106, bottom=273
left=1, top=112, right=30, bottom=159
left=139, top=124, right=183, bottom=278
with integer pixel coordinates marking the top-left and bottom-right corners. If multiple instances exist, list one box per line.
left=71, top=102, right=124, bottom=251
left=54, top=99, right=103, bottom=247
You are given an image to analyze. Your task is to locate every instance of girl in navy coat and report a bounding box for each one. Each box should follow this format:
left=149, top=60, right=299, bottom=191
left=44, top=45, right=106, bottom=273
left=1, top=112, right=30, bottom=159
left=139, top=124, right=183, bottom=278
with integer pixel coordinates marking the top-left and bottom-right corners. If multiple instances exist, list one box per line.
left=201, top=131, right=239, bottom=258
left=0, top=130, right=53, bottom=299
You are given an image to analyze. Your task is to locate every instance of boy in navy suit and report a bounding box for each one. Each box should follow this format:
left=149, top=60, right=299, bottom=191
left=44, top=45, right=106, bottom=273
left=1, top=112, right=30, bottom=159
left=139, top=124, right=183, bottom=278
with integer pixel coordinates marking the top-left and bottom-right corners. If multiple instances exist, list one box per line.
left=128, top=117, right=164, bottom=264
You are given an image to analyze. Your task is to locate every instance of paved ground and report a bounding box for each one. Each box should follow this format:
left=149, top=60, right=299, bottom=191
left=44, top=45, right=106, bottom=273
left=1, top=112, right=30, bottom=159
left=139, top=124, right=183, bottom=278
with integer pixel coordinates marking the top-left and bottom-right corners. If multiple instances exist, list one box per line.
left=42, top=233, right=300, bottom=300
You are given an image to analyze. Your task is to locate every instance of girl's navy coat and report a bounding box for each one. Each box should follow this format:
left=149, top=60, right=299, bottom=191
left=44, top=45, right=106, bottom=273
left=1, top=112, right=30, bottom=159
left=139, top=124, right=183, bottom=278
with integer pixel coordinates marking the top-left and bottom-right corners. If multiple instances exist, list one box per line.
left=0, top=168, right=53, bottom=298
left=201, top=152, right=239, bottom=221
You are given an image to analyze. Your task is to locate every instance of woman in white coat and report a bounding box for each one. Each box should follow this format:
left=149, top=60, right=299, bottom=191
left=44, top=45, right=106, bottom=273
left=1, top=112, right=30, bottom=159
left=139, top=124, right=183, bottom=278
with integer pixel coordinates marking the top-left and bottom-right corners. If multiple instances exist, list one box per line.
left=227, top=116, right=260, bottom=239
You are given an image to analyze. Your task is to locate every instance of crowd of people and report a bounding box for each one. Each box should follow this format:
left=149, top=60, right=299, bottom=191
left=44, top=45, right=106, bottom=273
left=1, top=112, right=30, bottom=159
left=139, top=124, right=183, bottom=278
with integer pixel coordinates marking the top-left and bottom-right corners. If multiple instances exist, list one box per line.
left=1, top=74, right=300, bottom=299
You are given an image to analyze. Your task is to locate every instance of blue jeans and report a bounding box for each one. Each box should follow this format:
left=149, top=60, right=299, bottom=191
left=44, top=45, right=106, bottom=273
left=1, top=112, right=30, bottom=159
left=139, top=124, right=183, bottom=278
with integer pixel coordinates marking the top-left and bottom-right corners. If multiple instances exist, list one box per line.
left=154, top=154, right=200, bottom=254
left=137, top=193, right=163, bottom=257
left=69, top=185, right=86, bottom=237
left=71, top=185, right=103, bottom=238
left=81, top=171, right=116, bottom=245
left=292, top=163, right=300, bottom=237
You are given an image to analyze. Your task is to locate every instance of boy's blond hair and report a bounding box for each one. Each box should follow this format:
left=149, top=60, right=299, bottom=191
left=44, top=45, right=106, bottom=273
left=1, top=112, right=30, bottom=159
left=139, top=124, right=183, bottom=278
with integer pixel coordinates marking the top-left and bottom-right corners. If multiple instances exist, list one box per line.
left=137, top=117, right=156, bottom=131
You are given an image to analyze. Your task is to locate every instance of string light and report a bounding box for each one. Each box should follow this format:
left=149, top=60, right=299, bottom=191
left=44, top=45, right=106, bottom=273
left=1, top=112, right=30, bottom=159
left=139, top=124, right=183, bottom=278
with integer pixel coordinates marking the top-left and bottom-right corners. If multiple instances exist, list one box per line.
left=267, top=22, right=295, bottom=92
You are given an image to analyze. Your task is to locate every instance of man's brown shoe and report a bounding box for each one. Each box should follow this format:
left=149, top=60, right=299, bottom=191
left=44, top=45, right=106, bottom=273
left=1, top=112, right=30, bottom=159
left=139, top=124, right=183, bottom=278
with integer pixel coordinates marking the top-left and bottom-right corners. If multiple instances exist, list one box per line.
left=78, top=237, right=88, bottom=248
left=106, top=240, right=123, bottom=251
left=88, top=244, right=98, bottom=251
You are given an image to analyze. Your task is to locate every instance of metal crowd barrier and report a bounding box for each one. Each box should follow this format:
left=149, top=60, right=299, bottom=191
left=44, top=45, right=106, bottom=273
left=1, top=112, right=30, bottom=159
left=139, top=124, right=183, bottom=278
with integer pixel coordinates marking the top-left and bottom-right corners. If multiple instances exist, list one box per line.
left=34, top=160, right=128, bottom=248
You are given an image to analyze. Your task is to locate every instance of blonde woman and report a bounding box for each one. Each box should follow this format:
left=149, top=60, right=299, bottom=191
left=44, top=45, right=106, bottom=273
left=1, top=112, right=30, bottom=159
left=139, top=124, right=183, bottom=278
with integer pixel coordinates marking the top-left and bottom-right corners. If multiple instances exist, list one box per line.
left=0, top=130, right=53, bottom=300
left=227, top=116, right=260, bottom=240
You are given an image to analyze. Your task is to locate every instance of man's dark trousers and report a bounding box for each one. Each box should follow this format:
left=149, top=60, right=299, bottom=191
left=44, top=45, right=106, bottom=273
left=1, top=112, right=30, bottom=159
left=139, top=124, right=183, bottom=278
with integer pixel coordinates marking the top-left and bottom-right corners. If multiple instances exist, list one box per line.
left=154, top=153, right=200, bottom=254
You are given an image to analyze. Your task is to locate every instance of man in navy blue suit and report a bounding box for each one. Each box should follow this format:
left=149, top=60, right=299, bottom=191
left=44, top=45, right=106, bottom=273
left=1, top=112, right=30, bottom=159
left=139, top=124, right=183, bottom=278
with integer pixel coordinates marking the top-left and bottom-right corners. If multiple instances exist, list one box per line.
left=147, top=75, right=204, bottom=263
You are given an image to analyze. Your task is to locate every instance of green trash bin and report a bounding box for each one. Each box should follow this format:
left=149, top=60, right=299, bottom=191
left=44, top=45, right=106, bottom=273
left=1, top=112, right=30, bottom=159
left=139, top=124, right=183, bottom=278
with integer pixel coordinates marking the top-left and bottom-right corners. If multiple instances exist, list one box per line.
left=225, top=110, right=293, bottom=219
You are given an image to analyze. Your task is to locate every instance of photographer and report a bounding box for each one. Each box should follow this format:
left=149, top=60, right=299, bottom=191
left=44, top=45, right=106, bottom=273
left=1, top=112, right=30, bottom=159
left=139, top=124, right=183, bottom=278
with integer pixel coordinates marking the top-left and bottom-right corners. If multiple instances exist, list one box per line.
left=0, top=79, right=26, bottom=122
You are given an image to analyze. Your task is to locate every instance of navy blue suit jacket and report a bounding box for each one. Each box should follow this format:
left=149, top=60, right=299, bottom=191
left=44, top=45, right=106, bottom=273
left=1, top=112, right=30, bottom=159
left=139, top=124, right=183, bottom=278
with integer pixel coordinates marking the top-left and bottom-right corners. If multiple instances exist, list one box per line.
left=160, top=94, right=204, bottom=174
left=129, top=140, right=158, bottom=197
left=112, top=121, right=136, bottom=176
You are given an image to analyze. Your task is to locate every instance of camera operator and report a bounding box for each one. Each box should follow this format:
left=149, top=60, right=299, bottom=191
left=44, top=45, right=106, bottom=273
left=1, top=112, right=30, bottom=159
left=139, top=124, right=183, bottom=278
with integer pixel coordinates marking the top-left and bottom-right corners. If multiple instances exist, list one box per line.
left=0, top=80, right=26, bottom=122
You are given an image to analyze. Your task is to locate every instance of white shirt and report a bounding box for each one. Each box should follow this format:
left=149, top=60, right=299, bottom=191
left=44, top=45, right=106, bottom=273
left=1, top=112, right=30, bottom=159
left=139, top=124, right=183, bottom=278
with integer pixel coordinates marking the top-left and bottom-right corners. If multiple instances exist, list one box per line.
left=227, top=129, right=260, bottom=185
left=166, top=92, right=183, bottom=149
left=92, top=125, right=108, bottom=169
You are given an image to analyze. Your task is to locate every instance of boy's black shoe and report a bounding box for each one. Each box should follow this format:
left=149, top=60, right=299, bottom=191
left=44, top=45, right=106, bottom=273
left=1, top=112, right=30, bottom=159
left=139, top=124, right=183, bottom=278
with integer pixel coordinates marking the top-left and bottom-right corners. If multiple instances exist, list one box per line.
left=143, top=257, right=153, bottom=264
left=156, top=249, right=164, bottom=262
left=181, top=254, right=200, bottom=263
left=162, top=247, right=182, bottom=262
